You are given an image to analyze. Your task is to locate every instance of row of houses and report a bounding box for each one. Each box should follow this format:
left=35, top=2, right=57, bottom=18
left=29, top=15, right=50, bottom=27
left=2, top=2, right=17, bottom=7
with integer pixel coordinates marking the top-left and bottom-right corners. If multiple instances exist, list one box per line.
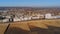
left=0, top=13, right=60, bottom=23
left=45, top=13, right=60, bottom=19
left=0, top=14, right=44, bottom=23
left=0, top=15, right=13, bottom=23
left=14, top=14, right=45, bottom=22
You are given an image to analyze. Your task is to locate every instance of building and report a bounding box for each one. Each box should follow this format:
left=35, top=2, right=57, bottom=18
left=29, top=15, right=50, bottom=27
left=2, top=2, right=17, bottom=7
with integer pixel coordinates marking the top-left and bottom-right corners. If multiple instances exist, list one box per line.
left=23, top=16, right=32, bottom=20
left=0, top=16, right=9, bottom=23
left=45, top=13, right=52, bottom=19
left=45, top=13, right=60, bottom=19
left=2, top=19, right=9, bottom=23
left=14, top=18, right=21, bottom=22
left=0, top=15, right=14, bottom=23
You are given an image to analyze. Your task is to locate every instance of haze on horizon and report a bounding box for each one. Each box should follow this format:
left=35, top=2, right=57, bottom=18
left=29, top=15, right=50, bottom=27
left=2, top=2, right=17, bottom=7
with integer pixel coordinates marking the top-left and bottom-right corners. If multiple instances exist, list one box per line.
left=0, top=0, right=60, bottom=7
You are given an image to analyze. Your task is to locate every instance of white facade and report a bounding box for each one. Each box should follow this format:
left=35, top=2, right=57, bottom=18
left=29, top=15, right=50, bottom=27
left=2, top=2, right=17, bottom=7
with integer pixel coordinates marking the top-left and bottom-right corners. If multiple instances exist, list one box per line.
left=5, top=16, right=11, bottom=18
left=14, top=18, right=21, bottom=22
left=14, top=16, right=32, bottom=21
left=31, top=16, right=40, bottom=19
left=45, top=13, right=52, bottom=19
left=23, top=17, right=29, bottom=20
left=45, top=13, right=60, bottom=19
left=23, top=17, right=32, bottom=20
left=52, top=16, right=60, bottom=19
left=2, top=19, right=9, bottom=22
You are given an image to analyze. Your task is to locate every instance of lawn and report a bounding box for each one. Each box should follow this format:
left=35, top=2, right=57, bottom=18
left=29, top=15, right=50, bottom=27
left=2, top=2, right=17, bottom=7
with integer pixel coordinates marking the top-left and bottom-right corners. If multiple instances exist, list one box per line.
left=0, top=19, right=60, bottom=34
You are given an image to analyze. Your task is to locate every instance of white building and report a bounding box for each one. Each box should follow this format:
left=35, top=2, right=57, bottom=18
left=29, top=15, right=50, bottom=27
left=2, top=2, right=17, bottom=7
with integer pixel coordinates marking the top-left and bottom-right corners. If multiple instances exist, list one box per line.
left=23, top=16, right=32, bottom=20
left=31, top=16, right=40, bottom=20
left=45, top=13, right=52, bottom=19
left=45, top=13, right=60, bottom=19
left=5, top=16, right=11, bottom=18
left=14, top=18, right=21, bottom=22
left=52, top=16, right=60, bottom=19
left=2, top=19, right=9, bottom=22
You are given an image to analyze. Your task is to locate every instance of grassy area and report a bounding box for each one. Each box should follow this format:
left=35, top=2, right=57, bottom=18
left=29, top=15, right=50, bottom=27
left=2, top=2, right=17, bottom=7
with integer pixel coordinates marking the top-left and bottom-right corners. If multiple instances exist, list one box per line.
left=0, top=19, right=60, bottom=34
left=0, top=23, right=9, bottom=34
left=11, top=19, right=60, bottom=28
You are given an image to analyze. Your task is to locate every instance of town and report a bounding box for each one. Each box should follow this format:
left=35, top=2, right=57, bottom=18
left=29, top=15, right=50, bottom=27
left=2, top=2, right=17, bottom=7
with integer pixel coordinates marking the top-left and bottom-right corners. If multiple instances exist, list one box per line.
left=0, top=0, right=60, bottom=34
left=0, top=7, right=60, bottom=23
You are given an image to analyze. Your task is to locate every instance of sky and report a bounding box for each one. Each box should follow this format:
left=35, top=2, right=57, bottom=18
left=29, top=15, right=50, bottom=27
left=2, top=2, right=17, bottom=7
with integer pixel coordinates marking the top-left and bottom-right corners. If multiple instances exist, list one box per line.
left=0, top=0, right=60, bottom=7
